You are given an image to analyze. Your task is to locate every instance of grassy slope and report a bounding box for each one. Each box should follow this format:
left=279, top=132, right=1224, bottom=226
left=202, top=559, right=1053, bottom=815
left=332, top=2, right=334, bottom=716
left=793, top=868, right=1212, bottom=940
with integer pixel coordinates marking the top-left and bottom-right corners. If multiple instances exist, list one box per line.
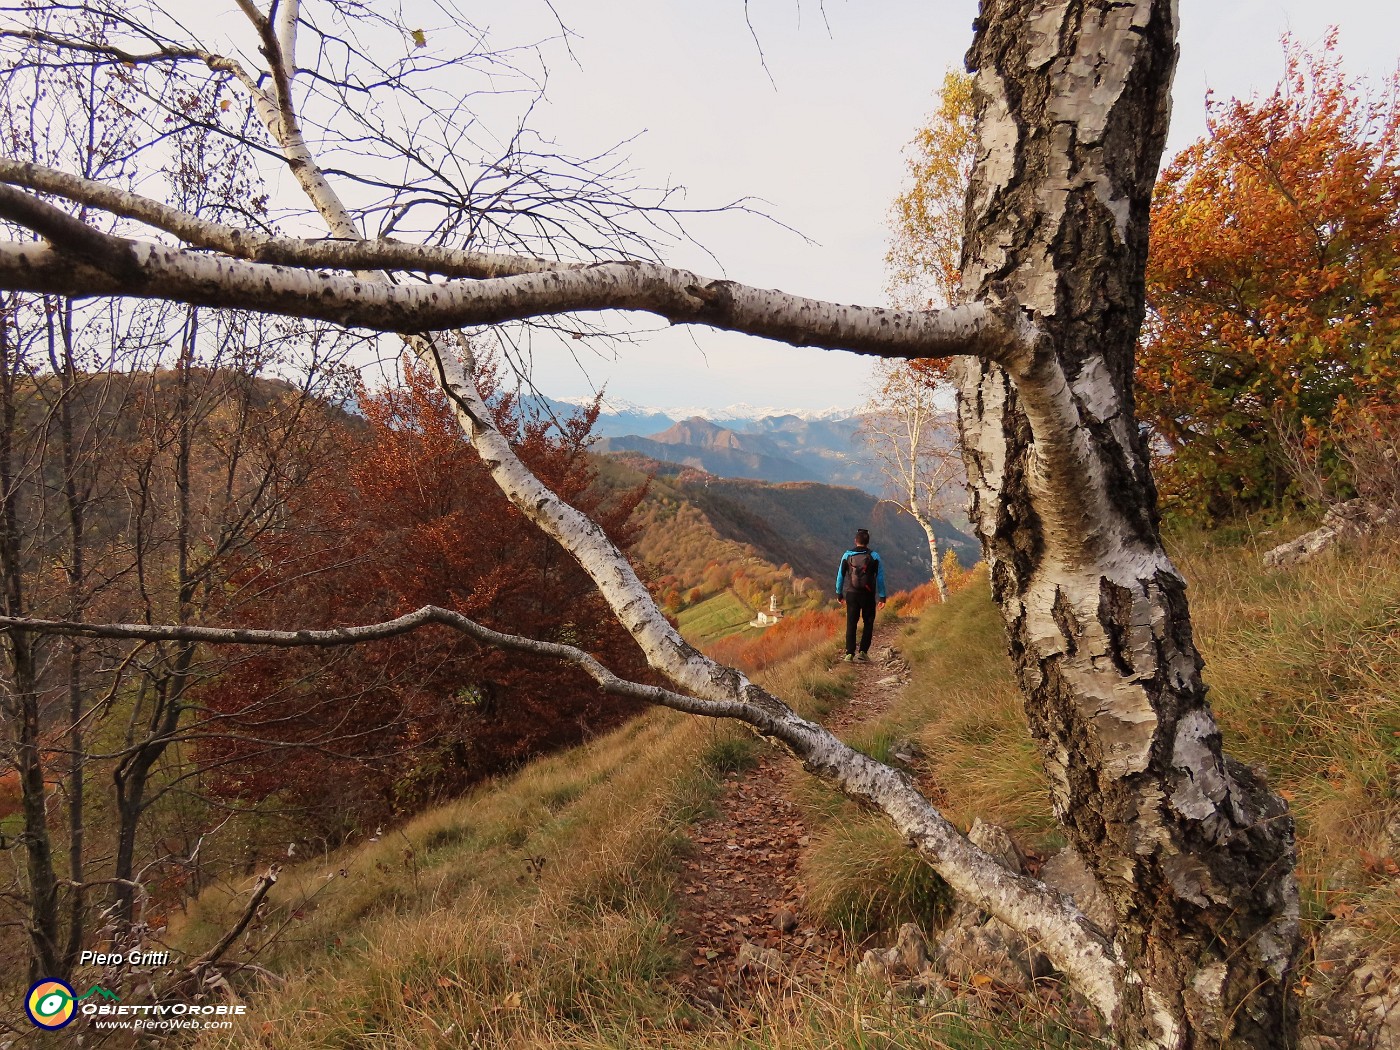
left=175, top=527, right=1399, bottom=1048
left=175, top=640, right=1066, bottom=1048
left=830, top=528, right=1400, bottom=940
left=677, top=590, right=756, bottom=645
left=176, top=651, right=857, bottom=1049
left=181, top=710, right=717, bottom=1047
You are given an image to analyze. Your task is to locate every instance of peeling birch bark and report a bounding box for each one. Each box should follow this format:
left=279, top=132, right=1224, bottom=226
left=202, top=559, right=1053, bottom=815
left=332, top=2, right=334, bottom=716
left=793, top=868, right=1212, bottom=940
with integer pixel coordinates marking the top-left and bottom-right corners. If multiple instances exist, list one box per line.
left=956, top=2, right=1297, bottom=1046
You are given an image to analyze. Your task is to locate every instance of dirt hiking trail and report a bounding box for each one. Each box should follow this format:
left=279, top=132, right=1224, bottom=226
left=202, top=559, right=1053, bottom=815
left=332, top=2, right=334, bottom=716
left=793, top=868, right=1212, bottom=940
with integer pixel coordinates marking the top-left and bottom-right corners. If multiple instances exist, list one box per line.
left=670, top=619, right=911, bottom=1012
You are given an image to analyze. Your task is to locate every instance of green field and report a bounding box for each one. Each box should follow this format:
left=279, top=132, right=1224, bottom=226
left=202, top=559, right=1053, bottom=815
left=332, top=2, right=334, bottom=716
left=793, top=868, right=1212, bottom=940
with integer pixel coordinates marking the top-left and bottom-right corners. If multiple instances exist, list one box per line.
left=675, top=589, right=756, bottom=645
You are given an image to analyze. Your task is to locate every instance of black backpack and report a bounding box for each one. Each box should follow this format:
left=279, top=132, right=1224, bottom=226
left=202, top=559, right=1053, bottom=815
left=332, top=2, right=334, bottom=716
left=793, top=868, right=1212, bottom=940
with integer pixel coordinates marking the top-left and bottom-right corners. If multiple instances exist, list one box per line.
left=845, top=551, right=876, bottom=595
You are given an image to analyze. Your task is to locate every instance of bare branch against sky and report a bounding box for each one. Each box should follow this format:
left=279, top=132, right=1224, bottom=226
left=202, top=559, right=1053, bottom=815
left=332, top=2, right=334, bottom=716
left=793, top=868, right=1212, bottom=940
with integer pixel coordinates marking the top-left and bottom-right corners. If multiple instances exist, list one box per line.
left=159, top=1, right=1400, bottom=412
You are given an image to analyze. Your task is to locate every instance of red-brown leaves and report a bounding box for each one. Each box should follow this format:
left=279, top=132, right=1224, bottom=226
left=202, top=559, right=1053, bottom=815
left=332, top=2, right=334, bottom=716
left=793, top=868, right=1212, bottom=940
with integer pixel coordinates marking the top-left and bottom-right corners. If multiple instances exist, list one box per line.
left=197, top=355, right=650, bottom=834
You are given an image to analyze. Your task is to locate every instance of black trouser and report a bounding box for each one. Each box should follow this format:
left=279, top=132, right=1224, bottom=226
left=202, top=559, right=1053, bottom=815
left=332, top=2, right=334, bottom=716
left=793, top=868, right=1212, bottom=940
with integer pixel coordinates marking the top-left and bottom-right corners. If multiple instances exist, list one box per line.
left=844, top=592, right=877, bottom=655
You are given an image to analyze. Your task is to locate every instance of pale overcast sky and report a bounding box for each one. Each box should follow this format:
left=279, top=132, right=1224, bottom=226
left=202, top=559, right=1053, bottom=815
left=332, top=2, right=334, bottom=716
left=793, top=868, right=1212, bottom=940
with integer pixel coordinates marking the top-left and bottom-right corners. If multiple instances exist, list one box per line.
left=470, top=1, right=1397, bottom=414
left=202, top=3, right=1391, bottom=415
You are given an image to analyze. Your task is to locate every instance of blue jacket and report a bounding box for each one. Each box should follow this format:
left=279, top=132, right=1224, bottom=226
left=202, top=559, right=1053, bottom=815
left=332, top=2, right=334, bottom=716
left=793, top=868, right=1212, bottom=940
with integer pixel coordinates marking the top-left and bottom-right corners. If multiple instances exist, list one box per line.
left=836, top=547, right=885, bottom=600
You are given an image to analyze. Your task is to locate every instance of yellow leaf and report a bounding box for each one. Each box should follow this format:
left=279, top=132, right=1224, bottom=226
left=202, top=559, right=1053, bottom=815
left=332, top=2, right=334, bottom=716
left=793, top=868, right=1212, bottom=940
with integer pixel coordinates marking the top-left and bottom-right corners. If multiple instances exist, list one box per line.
left=219, top=99, right=231, bottom=112
left=411, top=28, right=427, bottom=48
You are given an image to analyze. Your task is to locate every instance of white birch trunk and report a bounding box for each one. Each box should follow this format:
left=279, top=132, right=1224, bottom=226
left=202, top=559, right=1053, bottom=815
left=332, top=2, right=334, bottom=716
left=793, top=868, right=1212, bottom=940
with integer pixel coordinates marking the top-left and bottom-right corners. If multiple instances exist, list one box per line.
left=910, top=507, right=948, bottom=602
left=955, top=2, right=1297, bottom=1045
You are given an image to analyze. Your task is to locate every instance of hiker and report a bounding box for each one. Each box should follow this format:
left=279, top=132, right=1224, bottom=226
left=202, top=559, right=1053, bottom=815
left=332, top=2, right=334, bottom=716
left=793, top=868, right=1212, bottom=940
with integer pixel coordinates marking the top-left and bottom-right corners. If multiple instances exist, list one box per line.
left=835, top=528, right=886, bottom=662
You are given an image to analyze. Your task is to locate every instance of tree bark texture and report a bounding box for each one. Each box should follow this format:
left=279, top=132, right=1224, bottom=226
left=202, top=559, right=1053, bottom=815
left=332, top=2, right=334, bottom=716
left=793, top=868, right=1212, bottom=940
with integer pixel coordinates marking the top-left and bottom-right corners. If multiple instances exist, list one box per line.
left=956, top=2, right=1297, bottom=1045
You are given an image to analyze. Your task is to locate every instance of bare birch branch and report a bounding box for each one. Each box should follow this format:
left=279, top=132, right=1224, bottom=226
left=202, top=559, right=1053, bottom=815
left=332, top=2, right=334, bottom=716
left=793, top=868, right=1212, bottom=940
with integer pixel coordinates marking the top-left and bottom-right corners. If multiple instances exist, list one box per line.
left=0, top=234, right=1016, bottom=362
left=0, top=598, right=1123, bottom=1015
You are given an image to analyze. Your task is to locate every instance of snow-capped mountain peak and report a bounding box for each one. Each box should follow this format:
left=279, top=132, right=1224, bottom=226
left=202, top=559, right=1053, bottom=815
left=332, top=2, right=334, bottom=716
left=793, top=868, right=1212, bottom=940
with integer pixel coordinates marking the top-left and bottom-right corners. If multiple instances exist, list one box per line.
left=656, top=402, right=851, bottom=423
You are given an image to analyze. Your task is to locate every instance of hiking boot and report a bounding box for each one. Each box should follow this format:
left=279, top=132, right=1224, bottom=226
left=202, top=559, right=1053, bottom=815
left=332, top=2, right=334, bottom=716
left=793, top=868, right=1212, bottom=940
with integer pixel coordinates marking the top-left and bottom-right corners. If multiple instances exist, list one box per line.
left=842, top=653, right=854, bottom=663
left=855, top=652, right=869, bottom=663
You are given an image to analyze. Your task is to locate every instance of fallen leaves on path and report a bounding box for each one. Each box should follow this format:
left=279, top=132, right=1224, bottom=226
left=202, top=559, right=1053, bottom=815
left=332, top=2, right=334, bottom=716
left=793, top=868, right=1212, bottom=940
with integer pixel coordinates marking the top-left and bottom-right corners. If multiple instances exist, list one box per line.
left=671, top=622, right=912, bottom=1013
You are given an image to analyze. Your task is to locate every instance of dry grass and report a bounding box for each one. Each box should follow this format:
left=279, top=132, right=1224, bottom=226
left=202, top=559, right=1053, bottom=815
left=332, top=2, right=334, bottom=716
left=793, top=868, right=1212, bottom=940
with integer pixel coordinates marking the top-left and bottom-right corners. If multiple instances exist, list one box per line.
left=176, top=709, right=709, bottom=1048
left=176, top=642, right=872, bottom=1049
left=790, top=574, right=1054, bottom=849
left=796, top=525, right=1400, bottom=981
left=1172, top=527, right=1400, bottom=940
left=803, top=817, right=952, bottom=938
left=174, top=619, right=1082, bottom=1049
left=168, top=523, right=1400, bottom=1049
left=900, top=582, right=1054, bottom=840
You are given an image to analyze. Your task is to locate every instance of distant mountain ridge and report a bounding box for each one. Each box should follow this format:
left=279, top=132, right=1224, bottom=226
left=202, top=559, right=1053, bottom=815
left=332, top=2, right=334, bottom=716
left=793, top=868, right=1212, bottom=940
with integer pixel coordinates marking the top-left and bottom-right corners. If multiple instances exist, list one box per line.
left=553, top=396, right=852, bottom=431
left=527, top=395, right=894, bottom=493
left=597, top=433, right=817, bottom=484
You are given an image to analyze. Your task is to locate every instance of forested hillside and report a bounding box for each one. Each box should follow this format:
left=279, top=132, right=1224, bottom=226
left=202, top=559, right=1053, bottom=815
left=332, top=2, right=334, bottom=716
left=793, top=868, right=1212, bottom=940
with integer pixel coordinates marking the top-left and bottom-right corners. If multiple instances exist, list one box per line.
left=0, top=351, right=652, bottom=986
left=685, top=475, right=975, bottom=593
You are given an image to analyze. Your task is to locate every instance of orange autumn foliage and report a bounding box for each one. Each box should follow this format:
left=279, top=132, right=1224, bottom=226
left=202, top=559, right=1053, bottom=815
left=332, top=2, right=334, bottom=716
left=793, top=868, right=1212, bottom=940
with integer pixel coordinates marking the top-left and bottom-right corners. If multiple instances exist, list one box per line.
left=1140, top=33, right=1400, bottom=516
left=705, top=607, right=843, bottom=675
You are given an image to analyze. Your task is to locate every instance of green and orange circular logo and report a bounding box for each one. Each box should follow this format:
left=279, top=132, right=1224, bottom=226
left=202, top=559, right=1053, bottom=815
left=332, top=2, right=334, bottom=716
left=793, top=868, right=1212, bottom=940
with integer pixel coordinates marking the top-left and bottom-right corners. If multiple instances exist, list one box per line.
left=25, top=979, right=76, bottom=1029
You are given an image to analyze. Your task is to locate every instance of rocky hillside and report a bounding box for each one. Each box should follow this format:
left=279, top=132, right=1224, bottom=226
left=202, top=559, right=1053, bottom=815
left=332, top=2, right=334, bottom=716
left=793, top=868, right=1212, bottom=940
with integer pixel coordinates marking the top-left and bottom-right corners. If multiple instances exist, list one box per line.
left=598, top=418, right=820, bottom=485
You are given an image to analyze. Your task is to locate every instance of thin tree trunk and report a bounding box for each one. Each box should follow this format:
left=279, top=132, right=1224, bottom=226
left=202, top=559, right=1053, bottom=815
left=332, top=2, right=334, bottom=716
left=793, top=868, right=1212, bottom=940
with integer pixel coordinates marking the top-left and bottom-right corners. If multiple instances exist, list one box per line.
left=51, top=298, right=87, bottom=971
left=0, top=309, right=62, bottom=981
left=956, top=2, right=1297, bottom=1045
left=113, top=306, right=199, bottom=929
left=911, top=509, right=948, bottom=602
left=12, top=639, right=61, bottom=981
